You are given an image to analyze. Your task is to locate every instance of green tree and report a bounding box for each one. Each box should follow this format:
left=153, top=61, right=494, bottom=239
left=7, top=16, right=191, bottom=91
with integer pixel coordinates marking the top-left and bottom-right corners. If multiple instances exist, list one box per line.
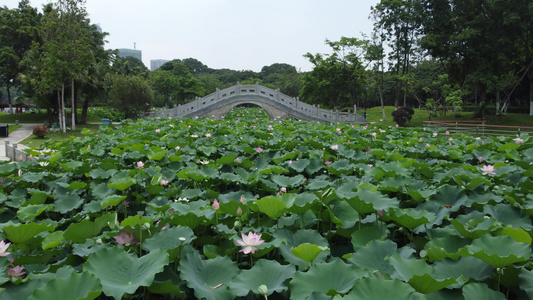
left=0, top=1, right=41, bottom=113
left=38, top=0, right=94, bottom=132
left=372, top=0, right=422, bottom=109
left=113, top=56, right=148, bottom=77
left=109, top=74, right=153, bottom=119
left=150, top=69, right=180, bottom=107
left=300, top=37, right=368, bottom=110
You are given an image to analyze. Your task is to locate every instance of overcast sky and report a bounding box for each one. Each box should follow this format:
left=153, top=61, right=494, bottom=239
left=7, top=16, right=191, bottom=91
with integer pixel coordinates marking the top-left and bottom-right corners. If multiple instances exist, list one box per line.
left=4, top=0, right=379, bottom=72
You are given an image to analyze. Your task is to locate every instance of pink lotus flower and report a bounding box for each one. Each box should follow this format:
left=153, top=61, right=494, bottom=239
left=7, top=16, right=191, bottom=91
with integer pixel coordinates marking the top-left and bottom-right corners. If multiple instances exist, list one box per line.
left=0, top=240, right=11, bottom=257
left=175, top=146, right=181, bottom=150
left=136, top=161, right=144, bottom=169
left=330, top=144, right=339, bottom=150
left=478, top=156, right=483, bottom=162
left=236, top=232, right=265, bottom=254
left=288, top=160, right=293, bottom=165
left=480, top=165, right=496, bottom=175
left=113, top=231, right=137, bottom=246
left=371, top=133, right=377, bottom=138
left=324, top=161, right=332, bottom=166
left=235, top=157, right=240, bottom=163
left=256, top=147, right=263, bottom=153
left=514, top=138, right=524, bottom=144
left=213, top=199, right=220, bottom=210
left=159, top=178, right=169, bottom=186
left=7, top=266, right=25, bottom=279
left=239, top=196, right=245, bottom=203
left=445, top=131, right=450, bottom=135
left=280, top=187, right=287, bottom=193
left=205, top=133, right=212, bottom=138
left=155, top=128, right=160, bottom=133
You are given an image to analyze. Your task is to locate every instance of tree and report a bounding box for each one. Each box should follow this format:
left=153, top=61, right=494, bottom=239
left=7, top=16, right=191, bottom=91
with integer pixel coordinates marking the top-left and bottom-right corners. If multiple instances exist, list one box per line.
left=113, top=56, right=148, bottom=77
left=372, top=0, right=422, bottom=109
left=38, top=0, right=94, bottom=132
left=300, top=37, right=367, bottom=110
left=0, top=1, right=41, bottom=113
left=150, top=69, right=180, bottom=107
left=109, top=74, right=153, bottom=119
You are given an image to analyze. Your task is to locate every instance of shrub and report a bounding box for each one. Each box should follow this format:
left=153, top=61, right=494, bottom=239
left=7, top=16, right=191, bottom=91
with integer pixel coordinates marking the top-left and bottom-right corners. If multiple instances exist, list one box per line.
left=32, top=125, right=49, bottom=138
left=391, top=107, right=415, bottom=127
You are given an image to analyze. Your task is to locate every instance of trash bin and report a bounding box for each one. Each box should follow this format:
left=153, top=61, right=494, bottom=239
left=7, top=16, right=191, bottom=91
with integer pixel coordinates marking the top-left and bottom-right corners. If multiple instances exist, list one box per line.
left=102, top=118, right=110, bottom=125
left=0, top=124, right=8, bottom=138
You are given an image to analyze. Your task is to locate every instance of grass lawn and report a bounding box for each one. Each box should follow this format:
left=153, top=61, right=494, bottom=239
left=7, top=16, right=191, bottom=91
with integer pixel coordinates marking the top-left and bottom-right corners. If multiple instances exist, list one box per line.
left=7, top=125, right=22, bottom=134
left=21, top=124, right=106, bottom=148
left=365, top=106, right=533, bottom=127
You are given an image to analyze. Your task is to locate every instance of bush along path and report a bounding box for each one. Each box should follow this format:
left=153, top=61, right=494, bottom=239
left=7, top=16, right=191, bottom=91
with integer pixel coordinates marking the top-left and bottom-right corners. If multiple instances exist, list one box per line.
left=0, top=107, right=532, bottom=299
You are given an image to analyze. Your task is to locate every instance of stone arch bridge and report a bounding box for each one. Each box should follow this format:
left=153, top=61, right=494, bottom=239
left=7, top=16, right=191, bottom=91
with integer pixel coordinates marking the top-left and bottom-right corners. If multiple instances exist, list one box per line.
left=149, top=83, right=368, bottom=124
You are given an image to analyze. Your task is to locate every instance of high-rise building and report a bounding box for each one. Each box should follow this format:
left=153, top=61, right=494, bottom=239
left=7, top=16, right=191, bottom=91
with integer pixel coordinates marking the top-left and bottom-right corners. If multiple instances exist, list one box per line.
left=117, top=48, right=142, bottom=62
left=151, top=59, right=170, bottom=71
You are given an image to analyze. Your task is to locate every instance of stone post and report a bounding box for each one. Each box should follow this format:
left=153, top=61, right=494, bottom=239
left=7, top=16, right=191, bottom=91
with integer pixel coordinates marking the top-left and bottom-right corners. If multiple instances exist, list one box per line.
left=12, top=143, right=17, bottom=161
left=216, top=88, right=220, bottom=100
left=5, top=141, right=9, bottom=159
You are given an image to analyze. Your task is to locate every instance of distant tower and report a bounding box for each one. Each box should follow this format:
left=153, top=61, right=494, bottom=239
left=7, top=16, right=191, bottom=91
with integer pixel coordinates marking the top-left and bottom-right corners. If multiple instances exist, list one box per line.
left=117, top=47, right=142, bottom=62
left=151, top=59, right=170, bottom=71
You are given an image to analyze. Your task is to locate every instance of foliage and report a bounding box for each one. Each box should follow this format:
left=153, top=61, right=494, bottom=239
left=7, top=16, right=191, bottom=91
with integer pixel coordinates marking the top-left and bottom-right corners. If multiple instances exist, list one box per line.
left=108, top=74, right=153, bottom=119
left=0, top=107, right=532, bottom=298
left=300, top=37, right=368, bottom=109
left=391, top=106, right=415, bottom=126
left=425, top=74, right=463, bottom=119
left=31, top=124, right=48, bottom=138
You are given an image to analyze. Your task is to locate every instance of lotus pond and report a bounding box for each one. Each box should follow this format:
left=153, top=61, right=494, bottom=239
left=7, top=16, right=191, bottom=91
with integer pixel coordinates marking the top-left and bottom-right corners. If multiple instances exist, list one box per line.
left=0, top=107, right=532, bottom=299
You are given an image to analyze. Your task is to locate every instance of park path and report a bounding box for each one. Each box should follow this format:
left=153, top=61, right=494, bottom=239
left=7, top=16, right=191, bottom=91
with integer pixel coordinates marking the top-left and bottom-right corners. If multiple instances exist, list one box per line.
left=0, top=124, right=37, bottom=161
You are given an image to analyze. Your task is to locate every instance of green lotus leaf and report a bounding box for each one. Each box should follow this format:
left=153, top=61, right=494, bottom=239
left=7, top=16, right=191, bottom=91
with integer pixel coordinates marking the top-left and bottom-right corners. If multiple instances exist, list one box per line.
left=330, top=200, right=359, bottom=228
left=273, top=229, right=329, bottom=248
left=17, top=204, right=52, bottom=221
left=407, top=190, right=435, bottom=203
left=381, top=175, right=411, bottom=192
left=409, top=273, right=458, bottom=294
left=271, top=174, right=305, bottom=188
left=433, top=256, right=494, bottom=282
left=498, top=227, right=532, bottom=245
left=389, top=253, right=433, bottom=281
left=304, top=158, right=324, bottom=175
left=255, top=196, right=286, bottom=218
left=200, top=146, right=217, bottom=156
left=88, top=168, right=117, bottom=179
left=66, top=181, right=87, bottom=191
left=497, top=143, right=520, bottom=152
left=120, top=215, right=151, bottom=228
left=90, top=182, right=116, bottom=199
left=142, top=226, right=195, bottom=255
left=424, top=235, right=470, bottom=261
left=290, top=243, right=328, bottom=262
left=27, top=189, right=50, bottom=205
left=289, top=258, right=359, bottom=299
left=289, top=158, right=310, bottom=172
left=64, top=220, right=106, bottom=243
left=345, top=278, right=425, bottom=300
left=3, top=222, right=55, bottom=244
left=0, top=163, right=16, bottom=176
left=54, top=194, right=84, bottom=214
left=27, top=271, right=102, bottom=300
left=449, top=212, right=501, bottom=239
left=85, top=247, right=169, bottom=299
left=20, top=172, right=44, bottom=183
left=430, top=185, right=467, bottom=210
left=348, top=239, right=396, bottom=275
left=463, top=235, right=532, bottom=268
left=219, top=173, right=244, bottom=183
left=101, top=195, right=126, bottom=208
left=519, top=268, right=533, bottom=299
left=228, top=259, right=295, bottom=297
left=384, top=208, right=436, bottom=230
left=347, top=189, right=399, bottom=216
left=350, top=225, right=389, bottom=251
left=306, top=176, right=334, bottom=190
left=108, top=177, right=136, bottom=191
left=329, top=159, right=354, bottom=175
left=148, top=150, right=167, bottom=160
left=180, top=247, right=239, bottom=300
left=216, top=153, right=238, bottom=165
left=147, top=266, right=185, bottom=297
left=462, top=283, right=505, bottom=300
left=41, top=230, right=64, bottom=250
left=484, top=203, right=533, bottom=230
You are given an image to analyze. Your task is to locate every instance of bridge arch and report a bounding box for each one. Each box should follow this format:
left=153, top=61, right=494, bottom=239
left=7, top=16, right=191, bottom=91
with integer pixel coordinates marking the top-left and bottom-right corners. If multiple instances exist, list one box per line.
left=150, top=83, right=368, bottom=124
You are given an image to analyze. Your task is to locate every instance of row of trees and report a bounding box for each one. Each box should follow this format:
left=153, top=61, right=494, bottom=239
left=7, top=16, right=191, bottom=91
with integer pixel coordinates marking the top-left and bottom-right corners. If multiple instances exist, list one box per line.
left=1, top=0, right=532, bottom=124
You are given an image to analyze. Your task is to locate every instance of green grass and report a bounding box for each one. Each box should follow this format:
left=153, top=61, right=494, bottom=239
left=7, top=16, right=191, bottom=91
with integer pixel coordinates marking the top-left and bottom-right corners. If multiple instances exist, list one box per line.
left=7, top=125, right=22, bottom=134
left=0, top=112, right=48, bottom=124
left=21, top=124, right=106, bottom=148
left=365, top=106, right=533, bottom=127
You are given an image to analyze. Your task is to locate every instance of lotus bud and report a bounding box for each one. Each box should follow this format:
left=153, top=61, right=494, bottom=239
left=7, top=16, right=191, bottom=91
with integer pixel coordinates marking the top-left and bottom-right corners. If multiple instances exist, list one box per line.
left=142, top=223, right=150, bottom=230
left=234, top=220, right=241, bottom=228
left=179, top=237, right=186, bottom=243
left=237, top=207, right=242, bottom=217
left=257, top=284, right=268, bottom=295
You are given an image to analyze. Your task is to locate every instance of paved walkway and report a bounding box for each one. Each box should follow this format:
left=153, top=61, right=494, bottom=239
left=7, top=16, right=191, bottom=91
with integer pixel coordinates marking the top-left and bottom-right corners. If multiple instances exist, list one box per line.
left=0, top=124, right=37, bottom=161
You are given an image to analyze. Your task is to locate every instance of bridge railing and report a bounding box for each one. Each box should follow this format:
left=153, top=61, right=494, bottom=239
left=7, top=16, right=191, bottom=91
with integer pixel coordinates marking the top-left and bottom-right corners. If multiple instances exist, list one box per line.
left=149, top=83, right=364, bottom=123
left=424, top=120, right=533, bottom=137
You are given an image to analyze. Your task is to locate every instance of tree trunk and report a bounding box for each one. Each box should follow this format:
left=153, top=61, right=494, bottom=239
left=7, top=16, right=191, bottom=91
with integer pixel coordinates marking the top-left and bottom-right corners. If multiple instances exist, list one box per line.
left=530, top=75, right=533, bottom=116
left=6, top=85, right=13, bottom=114
left=495, top=91, right=500, bottom=115
left=61, top=84, right=66, bottom=133
left=71, top=79, right=76, bottom=131
left=379, top=81, right=386, bottom=120
left=58, top=89, right=62, bottom=132
left=81, top=96, right=89, bottom=124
